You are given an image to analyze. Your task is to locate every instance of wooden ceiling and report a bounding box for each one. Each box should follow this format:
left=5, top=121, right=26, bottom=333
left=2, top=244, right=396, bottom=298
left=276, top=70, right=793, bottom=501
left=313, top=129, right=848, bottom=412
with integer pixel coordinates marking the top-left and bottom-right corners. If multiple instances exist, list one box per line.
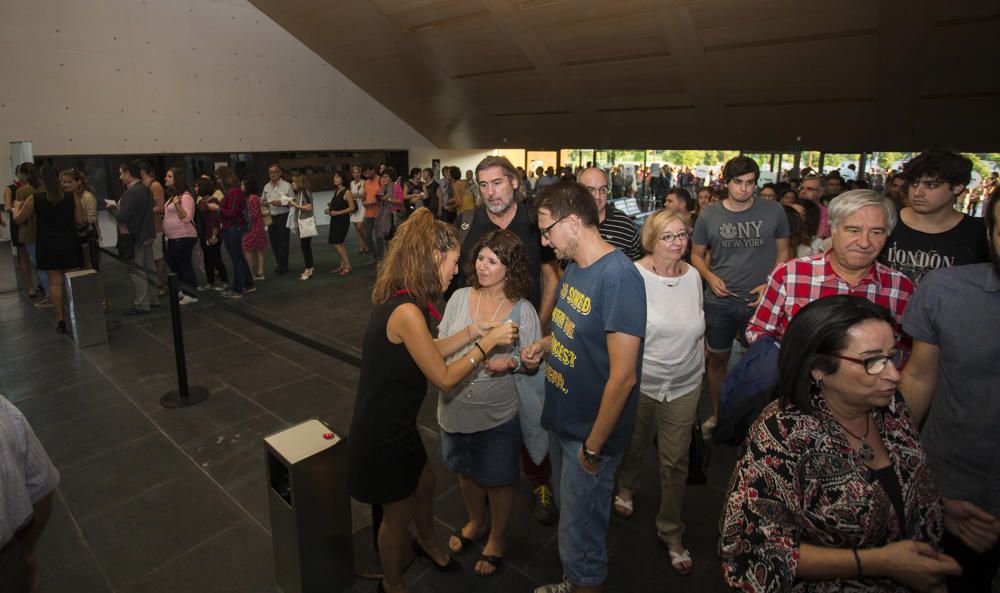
left=247, top=0, right=1000, bottom=151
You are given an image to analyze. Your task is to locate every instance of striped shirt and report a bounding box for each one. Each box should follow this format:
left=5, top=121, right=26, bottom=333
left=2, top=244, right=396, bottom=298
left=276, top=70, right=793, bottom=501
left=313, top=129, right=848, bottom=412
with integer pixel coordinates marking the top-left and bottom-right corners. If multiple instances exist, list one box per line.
left=746, top=251, right=914, bottom=345
left=1, top=395, right=59, bottom=546
left=599, top=206, right=643, bottom=261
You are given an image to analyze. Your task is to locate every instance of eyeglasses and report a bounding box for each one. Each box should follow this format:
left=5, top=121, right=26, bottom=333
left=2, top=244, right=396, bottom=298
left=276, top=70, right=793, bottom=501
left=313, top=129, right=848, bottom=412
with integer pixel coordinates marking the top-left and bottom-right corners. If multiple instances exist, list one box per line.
left=658, top=231, right=689, bottom=244
left=585, top=186, right=610, bottom=196
left=540, top=215, right=568, bottom=240
left=828, top=350, right=902, bottom=375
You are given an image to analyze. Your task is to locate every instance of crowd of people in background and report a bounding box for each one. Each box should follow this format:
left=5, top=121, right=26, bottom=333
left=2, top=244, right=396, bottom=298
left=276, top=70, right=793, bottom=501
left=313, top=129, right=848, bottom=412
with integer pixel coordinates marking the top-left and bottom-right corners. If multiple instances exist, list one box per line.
left=4, top=153, right=988, bottom=314
left=348, top=151, right=999, bottom=593
left=3, top=148, right=999, bottom=593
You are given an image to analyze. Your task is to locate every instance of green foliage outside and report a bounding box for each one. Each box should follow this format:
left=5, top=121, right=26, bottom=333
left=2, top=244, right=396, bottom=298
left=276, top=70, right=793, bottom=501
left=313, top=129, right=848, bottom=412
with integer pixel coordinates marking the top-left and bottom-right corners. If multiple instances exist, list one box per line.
left=964, top=153, right=992, bottom=178
left=645, top=150, right=740, bottom=166
left=560, top=149, right=999, bottom=173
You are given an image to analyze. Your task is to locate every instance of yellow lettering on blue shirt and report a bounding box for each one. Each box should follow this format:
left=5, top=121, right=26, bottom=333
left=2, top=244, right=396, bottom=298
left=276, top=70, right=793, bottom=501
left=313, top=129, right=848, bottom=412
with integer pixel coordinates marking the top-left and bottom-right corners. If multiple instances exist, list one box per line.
left=550, top=335, right=577, bottom=368
left=545, top=365, right=568, bottom=394
left=563, top=285, right=591, bottom=316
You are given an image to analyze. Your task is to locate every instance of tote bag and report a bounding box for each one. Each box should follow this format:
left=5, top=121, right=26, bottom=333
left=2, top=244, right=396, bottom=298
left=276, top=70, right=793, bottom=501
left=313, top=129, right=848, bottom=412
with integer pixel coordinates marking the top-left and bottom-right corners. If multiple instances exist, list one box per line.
left=297, top=215, right=318, bottom=238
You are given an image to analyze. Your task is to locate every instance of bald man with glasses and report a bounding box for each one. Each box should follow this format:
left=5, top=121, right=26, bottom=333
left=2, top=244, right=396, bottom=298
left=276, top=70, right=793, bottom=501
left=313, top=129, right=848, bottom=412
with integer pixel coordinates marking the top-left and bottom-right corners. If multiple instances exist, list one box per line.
left=577, top=168, right=642, bottom=261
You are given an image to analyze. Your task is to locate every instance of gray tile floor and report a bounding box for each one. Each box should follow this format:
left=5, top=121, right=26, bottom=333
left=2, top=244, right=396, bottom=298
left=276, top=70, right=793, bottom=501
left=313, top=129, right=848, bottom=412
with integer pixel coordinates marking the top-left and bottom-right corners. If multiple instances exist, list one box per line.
left=2, top=232, right=737, bottom=593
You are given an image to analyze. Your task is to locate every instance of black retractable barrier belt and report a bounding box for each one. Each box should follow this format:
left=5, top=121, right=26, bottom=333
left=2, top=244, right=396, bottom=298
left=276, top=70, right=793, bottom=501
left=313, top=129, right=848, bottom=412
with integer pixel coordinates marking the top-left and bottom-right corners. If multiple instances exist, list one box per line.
left=98, top=246, right=363, bottom=368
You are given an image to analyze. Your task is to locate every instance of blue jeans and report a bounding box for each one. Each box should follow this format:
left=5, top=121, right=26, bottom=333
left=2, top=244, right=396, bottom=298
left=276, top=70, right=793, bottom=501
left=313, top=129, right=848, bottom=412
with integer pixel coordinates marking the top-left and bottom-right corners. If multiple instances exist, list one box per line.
left=223, top=225, right=253, bottom=293
left=25, top=243, right=50, bottom=296
left=550, top=433, right=621, bottom=588
left=165, top=237, right=198, bottom=295
left=362, top=217, right=384, bottom=260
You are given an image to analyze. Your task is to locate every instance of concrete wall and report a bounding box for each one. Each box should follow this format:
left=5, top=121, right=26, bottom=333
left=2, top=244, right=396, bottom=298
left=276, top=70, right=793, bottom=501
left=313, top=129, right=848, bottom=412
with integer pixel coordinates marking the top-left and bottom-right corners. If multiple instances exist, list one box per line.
left=0, top=0, right=439, bottom=183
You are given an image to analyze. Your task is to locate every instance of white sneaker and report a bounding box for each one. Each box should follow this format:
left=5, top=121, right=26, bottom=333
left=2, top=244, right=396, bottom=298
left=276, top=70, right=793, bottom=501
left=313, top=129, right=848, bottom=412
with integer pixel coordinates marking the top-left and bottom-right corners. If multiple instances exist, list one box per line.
left=534, top=577, right=573, bottom=593
left=300, top=268, right=313, bottom=281
left=701, top=415, right=718, bottom=440
left=178, top=295, right=199, bottom=305
left=212, top=284, right=226, bottom=292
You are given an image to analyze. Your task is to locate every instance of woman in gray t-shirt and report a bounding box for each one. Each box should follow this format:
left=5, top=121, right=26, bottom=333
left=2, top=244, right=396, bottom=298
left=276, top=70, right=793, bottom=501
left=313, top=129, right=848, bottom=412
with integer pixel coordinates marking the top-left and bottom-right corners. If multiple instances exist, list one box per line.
left=437, top=230, right=541, bottom=577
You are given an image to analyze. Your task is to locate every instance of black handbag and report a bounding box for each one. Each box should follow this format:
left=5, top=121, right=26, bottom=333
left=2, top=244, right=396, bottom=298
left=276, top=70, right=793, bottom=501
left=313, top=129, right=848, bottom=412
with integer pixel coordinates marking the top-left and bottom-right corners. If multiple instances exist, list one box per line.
left=686, top=413, right=710, bottom=485
left=116, top=230, right=135, bottom=260
left=77, top=223, right=99, bottom=243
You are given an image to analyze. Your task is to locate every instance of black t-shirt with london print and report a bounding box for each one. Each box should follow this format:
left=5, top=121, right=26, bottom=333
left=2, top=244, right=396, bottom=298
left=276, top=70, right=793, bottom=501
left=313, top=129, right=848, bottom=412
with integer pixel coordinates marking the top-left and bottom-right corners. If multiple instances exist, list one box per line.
left=879, top=213, right=989, bottom=284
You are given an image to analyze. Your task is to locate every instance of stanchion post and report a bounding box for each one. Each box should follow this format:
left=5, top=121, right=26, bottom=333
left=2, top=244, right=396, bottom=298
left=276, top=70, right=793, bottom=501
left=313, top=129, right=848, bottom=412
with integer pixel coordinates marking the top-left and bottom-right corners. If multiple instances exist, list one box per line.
left=160, top=273, right=209, bottom=408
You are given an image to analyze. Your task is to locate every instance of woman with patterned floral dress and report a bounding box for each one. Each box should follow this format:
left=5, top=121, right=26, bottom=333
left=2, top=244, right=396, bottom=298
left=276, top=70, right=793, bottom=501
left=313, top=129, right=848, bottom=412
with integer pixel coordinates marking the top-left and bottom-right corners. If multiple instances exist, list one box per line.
left=720, top=295, right=962, bottom=593
left=241, top=175, right=269, bottom=280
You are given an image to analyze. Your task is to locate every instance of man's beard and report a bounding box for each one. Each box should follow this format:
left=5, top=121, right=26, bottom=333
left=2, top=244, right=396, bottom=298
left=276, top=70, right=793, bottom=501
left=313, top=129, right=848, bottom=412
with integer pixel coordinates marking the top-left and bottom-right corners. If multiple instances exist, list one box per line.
left=486, top=198, right=513, bottom=216
left=556, top=236, right=578, bottom=262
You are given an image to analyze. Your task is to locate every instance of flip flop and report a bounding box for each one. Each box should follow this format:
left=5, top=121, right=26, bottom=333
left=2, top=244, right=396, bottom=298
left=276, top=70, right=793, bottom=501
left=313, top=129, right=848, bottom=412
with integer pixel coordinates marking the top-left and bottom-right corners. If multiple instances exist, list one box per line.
left=613, top=494, right=634, bottom=518
left=668, top=549, right=693, bottom=575
left=448, top=528, right=485, bottom=554
left=338, top=268, right=352, bottom=275
left=475, top=555, right=503, bottom=577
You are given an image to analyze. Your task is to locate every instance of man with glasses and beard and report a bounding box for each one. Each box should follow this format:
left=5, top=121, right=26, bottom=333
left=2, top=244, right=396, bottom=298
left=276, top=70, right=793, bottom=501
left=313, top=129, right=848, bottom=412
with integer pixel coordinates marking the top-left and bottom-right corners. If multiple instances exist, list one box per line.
left=899, top=187, right=1000, bottom=593
left=521, top=181, right=645, bottom=593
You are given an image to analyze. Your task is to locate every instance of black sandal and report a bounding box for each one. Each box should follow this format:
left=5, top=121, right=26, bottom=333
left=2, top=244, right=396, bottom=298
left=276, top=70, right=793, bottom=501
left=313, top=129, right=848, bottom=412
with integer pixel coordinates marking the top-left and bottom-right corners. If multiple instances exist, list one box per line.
left=449, top=527, right=487, bottom=554
left=450, top=530, right=473, bottom=552
left=475, top=555, right=503, bottom=577
left=411, top=539, right=461, bottom=572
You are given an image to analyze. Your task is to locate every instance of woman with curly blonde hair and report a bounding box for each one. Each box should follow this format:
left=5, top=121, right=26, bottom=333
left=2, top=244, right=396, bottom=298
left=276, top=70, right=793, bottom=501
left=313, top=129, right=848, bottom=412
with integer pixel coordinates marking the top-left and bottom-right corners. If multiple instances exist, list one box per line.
left=348, top=208, right=520, bottom=593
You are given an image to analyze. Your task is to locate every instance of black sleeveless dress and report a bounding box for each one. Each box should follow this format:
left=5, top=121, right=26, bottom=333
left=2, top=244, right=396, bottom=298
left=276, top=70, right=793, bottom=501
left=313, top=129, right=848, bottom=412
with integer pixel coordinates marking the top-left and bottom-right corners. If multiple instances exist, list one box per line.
left=349, top=294, right=430, bottom=504
left=327, top=188, right=350, bottom=244
left=34, top=192, right=83, bottom=270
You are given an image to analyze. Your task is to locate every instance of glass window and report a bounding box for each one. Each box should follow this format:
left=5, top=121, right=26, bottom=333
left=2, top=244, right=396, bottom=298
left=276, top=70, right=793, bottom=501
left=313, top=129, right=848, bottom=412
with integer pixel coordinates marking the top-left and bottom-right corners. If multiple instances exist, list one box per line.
left=559, top=149, right=594, bottom=171
left=527, top=151, right=557, bottom=174
left=494, top=149, right=526, bottom=170
left=594, top=150, right=611, bottom=170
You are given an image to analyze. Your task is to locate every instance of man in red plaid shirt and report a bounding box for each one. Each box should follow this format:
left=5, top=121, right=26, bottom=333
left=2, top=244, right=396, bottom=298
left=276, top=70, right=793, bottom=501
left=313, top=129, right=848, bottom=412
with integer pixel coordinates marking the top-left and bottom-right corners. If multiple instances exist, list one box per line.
left=746, top=189, right=914, bottom=345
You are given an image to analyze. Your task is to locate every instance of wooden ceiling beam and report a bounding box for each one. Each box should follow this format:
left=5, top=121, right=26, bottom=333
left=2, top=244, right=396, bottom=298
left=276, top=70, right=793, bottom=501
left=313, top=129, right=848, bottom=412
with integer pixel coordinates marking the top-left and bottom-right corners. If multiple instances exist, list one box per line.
left=647, top=3, right=725, bottom=138
left=479, top=0, right=594, bottom=129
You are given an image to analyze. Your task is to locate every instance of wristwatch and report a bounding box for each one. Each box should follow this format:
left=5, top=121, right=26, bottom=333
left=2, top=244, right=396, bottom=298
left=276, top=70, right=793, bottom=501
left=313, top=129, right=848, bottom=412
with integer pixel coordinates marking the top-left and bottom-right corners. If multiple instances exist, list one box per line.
left=582, top=447, right=601, bottom=465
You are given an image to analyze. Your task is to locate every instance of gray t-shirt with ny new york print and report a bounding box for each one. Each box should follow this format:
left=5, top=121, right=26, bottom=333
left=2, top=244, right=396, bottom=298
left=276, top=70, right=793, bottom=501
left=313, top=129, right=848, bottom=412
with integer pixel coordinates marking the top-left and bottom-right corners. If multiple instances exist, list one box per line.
left=692, top=198, right=789, bottom=302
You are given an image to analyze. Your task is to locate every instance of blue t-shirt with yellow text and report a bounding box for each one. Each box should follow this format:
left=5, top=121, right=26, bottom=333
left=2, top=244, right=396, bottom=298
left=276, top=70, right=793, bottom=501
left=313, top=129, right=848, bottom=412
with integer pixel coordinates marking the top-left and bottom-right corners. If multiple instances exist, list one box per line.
left=541, top=249, right=646, bottom=455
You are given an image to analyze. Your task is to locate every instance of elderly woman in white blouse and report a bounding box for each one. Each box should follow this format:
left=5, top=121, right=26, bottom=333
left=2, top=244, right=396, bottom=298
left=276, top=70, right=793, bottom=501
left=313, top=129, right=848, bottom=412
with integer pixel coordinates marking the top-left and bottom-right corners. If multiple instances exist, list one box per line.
left=612, top=209, right=705, bottom=575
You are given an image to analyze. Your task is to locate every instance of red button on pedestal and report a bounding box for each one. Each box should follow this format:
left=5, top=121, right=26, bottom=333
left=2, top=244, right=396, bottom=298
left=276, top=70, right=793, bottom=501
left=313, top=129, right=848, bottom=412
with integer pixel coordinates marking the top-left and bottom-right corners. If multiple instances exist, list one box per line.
left=323, top=432, right=334, bottom=439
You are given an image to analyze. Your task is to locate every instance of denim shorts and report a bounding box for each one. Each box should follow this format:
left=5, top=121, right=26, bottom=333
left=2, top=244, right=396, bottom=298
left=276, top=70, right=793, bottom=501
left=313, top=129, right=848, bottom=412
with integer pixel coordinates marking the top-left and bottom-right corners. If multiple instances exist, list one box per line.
left=440, top=415, right=521, bottom=486
left=550, top=434, right=621, bottom=588
left=704, top=295, right=755, bottom=352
